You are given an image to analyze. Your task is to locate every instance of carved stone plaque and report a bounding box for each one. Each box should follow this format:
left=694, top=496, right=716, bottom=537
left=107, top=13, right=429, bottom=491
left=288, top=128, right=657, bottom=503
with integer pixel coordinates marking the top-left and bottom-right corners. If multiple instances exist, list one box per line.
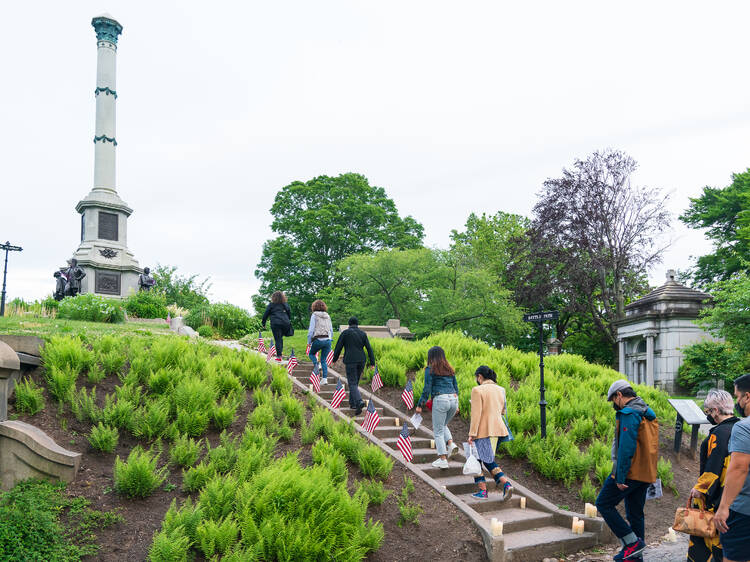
left=98, top=211, right=119, bottom=241
left=99, top=248, right=118, bottom=259
left=95, top=271, right=121, bottom=295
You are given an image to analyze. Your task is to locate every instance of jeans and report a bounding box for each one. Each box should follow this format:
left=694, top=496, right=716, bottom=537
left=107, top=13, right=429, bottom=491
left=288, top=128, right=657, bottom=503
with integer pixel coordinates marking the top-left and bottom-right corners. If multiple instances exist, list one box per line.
left=474, top=461, right=504, bottom=484
left=345, top=362, right=365, bottom=409
left=270, top=323, right=285, bottom=358
left=595, top=476, right=649, bottom=543
left=432, top=394, right=458, bottom=456
left=308, top=339, right=332, bottom=377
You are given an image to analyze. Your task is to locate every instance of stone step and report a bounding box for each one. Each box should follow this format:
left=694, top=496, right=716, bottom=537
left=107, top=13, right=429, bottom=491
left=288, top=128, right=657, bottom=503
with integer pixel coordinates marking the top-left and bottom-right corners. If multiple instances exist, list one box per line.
left=455, top=492, right=522, bottom=513
left=502, top=526, right=599, bottom=560
left=431, top=473, right=496, bottom=495
left=380, top=436, right=432, bottom=449
left=479, top=508, right=553, bottom=534
left=413, top=459, right=465, bottom=478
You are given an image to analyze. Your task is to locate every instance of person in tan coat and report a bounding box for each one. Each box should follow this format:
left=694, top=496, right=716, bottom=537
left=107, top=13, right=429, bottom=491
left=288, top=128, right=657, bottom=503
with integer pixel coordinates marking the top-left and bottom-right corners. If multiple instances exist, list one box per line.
left=467, top=366, right=513, bottom=500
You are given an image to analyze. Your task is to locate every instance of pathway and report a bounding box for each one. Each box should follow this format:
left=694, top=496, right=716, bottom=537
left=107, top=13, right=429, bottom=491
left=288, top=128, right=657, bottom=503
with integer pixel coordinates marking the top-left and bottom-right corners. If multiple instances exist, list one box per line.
left=286, top=360, right=613, bottom=562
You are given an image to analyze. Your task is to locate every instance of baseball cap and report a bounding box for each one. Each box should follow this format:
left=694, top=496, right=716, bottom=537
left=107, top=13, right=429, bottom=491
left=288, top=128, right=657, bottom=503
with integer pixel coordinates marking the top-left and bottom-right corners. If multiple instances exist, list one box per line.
left=607, top=379, right=632, bottom=401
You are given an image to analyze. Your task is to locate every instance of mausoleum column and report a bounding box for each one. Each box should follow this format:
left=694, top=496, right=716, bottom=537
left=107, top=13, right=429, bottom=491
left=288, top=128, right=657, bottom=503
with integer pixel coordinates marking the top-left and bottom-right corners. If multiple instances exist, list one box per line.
left=91, top=16, right=122, bottom=194
left=618, top=339, right=626, bottom=375
left=645, top=332, right=656, bottom=387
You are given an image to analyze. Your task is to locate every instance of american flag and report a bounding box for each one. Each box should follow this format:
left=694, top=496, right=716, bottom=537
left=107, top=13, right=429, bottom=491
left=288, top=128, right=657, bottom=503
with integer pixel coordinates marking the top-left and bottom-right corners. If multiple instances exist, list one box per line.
left=326, top=349, right=334, bottom=366
left=258, top=331, right=267, bottom=354
left=362, top=400, right=380, bottom=432
left=401, top=380, right=414, bottom=409
left=266, top=342, right=276, bottom=362
left=309, top=369, right=320, bottom=393
left=330, top=378, right=346, bottom=409
left=287, top=350, right=298, bottom=375
left=371, top=365, right=383, bottom=392
left=305, top=342, right=311, bottom=356
left=396, top=422, right=413, bottom=462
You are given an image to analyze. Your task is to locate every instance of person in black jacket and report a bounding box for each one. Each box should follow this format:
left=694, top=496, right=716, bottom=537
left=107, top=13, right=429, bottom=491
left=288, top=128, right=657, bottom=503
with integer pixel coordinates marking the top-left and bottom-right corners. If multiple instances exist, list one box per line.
left=332, top=317, right=375, bottom=414
left=261, top=291, right=292, bottom=362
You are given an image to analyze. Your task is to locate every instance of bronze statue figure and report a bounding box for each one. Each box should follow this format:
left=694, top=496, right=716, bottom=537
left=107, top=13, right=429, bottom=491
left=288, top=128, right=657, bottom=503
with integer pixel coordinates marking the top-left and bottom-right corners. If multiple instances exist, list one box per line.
left=138, top=267, right=156, bottom=291
left=53, top=271, right=67, bottom=301
left=64, top=258, right=86, bottom=296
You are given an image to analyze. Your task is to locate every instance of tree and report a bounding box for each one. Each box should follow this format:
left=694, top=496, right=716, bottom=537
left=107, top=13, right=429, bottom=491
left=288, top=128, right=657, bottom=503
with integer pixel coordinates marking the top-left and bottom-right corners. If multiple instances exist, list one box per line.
left=522, top=149, right=672, bottom=357
left=680, top=169, right=750, bottom=287
left=254, top=173, right=424, bottom=323
left=327, top=248, right=525, bottom=346
left=698, top=271, right=750, bottom=353
left=152, top=264, right=211, bottom=310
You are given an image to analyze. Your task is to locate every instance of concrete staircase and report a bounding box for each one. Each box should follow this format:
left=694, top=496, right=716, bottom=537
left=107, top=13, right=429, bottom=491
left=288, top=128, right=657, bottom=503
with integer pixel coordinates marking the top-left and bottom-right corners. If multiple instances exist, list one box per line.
left=287, top=361, right=612, bottom=561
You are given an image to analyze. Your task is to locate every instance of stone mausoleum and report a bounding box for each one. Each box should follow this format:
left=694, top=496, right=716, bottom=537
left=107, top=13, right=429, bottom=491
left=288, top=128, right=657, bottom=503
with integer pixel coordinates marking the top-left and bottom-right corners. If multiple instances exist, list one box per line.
left=615, top=270, right=717, bottom=393
left=72, top=15, right=141, bottom=297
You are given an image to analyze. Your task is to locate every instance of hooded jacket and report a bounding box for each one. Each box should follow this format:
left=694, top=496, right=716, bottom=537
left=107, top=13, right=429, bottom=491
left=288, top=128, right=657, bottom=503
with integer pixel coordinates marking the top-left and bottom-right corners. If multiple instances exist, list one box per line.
left=612, top=396, right=659, bottom=484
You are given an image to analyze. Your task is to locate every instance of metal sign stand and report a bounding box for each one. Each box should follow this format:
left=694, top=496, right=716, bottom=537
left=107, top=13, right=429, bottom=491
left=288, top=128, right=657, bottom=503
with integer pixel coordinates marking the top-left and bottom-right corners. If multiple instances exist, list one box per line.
left=523, top=310, right=559, bottom=438
left=0, top=241, right=23, bottom=317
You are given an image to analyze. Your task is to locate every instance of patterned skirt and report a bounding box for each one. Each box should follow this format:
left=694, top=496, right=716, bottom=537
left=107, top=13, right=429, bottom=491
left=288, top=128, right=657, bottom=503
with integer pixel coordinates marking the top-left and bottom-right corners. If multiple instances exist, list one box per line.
left=474, top=437, right=498, bottom=464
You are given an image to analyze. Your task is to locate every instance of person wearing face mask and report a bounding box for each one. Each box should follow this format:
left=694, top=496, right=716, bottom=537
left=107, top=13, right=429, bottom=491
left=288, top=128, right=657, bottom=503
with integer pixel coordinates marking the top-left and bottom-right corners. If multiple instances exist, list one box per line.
left=714, top=374, right=750, bottom=562
left=687, top=389, right=739, bottom=562
left=595, top=380, right=658, bottom=562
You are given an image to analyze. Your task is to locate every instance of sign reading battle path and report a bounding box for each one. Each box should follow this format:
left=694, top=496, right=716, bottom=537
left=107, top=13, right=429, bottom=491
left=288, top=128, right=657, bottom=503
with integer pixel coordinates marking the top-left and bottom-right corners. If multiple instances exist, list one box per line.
left=523, top=310, right=559, bottom=438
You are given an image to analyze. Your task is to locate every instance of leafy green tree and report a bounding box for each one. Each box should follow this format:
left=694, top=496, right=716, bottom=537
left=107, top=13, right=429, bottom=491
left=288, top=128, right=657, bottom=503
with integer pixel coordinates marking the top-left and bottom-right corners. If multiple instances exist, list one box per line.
left=680, top=169, right=750, bottom=286
left=677, top=341, right=749, bottom=392
left=152, top=265, right=211, bottom=310
left=698, top=270, right=750, bottom=353
left=254, top=173, right=424, bottom=323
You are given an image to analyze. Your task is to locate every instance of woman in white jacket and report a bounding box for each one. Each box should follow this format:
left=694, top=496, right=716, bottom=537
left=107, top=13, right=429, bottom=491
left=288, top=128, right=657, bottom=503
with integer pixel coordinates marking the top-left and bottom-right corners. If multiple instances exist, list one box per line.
left=307, top=299, right=334, bottom=385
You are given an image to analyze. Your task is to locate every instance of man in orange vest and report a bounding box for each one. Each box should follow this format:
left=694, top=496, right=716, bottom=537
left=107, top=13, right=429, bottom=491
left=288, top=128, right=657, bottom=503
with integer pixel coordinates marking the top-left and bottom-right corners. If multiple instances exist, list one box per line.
left=595, top=380, right=659, bottom=561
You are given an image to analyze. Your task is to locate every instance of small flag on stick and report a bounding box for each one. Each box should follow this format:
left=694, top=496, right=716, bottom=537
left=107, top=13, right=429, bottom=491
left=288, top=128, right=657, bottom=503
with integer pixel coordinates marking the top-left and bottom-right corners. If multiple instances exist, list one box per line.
left=396, top=422, right=413, bottom=462
left=305, top=342, right=311, bottom=356
left=287, top=350, right=298, bottom=375
left=331, top=378, right=346, bottom=409
left=258, top=331, right=267, bottom=354
left=326, top=349, right=334, bottom=366
left=309, top=369, right=321, bottom=393
left=266, top=342, right=276, bottom=362
left=401, top=380, right=414, bottom=409
left=371, top=365, right=384, bottom=392
left=362, top=400, right=380, bottom=432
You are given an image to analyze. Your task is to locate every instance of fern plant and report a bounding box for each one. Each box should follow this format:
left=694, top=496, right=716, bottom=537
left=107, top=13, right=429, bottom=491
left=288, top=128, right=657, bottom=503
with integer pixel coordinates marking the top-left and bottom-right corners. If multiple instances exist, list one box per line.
left=169, top=434, right=203, bottom=468
left=196, top=516, right=239, bottom=557
left=88, top=423, right=119, bottom=453
left=113, top=446, right=167, bottom=498
left=13, top=377, right=45, bottom=415
left=357, top=444, right=394, bottom=480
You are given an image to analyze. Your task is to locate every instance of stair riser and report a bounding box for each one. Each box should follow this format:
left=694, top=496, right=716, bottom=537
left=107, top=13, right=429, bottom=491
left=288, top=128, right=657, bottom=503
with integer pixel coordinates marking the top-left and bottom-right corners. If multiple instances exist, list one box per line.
left=500, top=515, right=554, bottom=534
left=464, top=496, right=521, bottom=513
left=507, top=534, right=599, bottom=561
left=419, top=465, right=465, bottom=478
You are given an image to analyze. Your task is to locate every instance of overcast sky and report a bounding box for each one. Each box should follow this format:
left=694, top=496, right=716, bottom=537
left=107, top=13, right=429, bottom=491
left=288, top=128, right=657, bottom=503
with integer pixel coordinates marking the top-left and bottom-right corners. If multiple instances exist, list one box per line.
left=1, top=1, right=748, bottom=312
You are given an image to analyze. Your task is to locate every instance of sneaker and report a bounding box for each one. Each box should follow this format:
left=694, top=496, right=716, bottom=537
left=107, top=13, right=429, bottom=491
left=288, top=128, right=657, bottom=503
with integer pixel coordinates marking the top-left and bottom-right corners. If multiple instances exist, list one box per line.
left=613, top=538, right=646, bottom=561
left=447, top=442, right=458, bottom=457
left=471, top=490, right=488, bottom=499
left=432, top=458, right=449, bottom=469
left=354, top=403, right=364, bottom=415
left=502, top=483, right=514, bottom=501
left=320, top=378, right=328, bottom=386
left=275, top=356, right=283, bottom=362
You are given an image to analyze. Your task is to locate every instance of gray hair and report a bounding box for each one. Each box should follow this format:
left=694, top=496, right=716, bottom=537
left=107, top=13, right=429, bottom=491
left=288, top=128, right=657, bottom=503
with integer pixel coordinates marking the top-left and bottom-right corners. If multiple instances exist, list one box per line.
left=704, top=389, right=735, bottom=415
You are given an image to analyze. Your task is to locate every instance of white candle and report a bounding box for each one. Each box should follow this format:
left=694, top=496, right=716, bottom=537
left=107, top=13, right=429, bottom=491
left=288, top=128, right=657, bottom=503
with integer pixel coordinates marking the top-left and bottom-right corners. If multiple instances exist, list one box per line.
left=395, top=417, right=401, bottom=426
left=668, top=528, right=677, bottom=542
left=578, top=521, right=585, bottom=534
left=490, top=518, right=503, bottom=537
left=584, top=503, right=598, bottom=518
left=430, top=439, right=435, bottom=449
left=572, top=517, right=579, bottom=533
left=309, top=384, right=313, bottom=392
left=519, top=497, right=526, bottom=509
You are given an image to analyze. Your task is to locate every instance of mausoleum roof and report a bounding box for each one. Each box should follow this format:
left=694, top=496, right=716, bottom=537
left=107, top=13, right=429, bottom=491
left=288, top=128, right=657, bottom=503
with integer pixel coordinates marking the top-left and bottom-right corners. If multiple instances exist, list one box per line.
left=622, top=269, right=711, bottom=320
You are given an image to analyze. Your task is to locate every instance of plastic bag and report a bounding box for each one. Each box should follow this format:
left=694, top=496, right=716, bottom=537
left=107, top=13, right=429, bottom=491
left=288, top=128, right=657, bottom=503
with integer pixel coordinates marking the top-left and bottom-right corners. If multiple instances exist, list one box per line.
left=462, top=454, right=482, bottom=476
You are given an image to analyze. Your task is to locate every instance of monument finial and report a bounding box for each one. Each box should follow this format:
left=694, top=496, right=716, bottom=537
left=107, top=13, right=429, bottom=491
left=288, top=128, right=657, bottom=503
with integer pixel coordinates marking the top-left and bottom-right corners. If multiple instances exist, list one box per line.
left=91, top=15, right=123, bottom=44
left=666, top=269, right=676, bottom=282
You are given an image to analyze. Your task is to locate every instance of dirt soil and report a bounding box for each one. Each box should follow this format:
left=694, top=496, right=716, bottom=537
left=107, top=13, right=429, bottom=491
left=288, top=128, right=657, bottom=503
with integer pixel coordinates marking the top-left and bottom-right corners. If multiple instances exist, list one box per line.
left=375, top=384, right=701, bottom=548
left=8, top=365, right=488, bottom=562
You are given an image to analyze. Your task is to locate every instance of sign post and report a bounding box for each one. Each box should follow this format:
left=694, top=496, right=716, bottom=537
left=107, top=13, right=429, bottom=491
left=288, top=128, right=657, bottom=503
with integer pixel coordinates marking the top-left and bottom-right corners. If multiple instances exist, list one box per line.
left=0, top=241, right=23, bottom=317
left=523, top=310, right=559, bottom=438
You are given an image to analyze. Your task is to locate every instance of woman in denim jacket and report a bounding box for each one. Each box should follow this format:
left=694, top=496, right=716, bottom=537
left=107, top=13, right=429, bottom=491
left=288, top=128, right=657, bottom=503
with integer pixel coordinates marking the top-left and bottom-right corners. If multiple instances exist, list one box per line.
left=415, top=346, right=459, bottom=469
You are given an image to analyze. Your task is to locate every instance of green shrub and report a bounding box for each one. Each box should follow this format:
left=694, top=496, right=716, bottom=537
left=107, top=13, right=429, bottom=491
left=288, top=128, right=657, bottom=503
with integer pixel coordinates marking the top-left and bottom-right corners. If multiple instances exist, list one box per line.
left=87, top=364, right=106, bottom=384
left=14, top=377, right=45, bottom=415
left=161, top=497, right=203, bottom=543
left=277, top=422, right=294, bottom=442
left=677, top=340, right=748, bottom=392
left=595, top=460, right=613, bottom=485
left=197, top=325, right=214, bottom=338
left=58, top=293, right=125, bottom=323
left=658, top=457, right=678, bottom=495
left=148, top=527, right=191, bottom=562
left=270, top=369, right=292, bottom=396
left=100, top=350, right=126, bottom=377
left=176, top=408, right=209, bottom=437
left=233, top=442, right=274, bottom=481
left=182, top=461, right=216, bottom=493
left=311, top=439, right=348, bottom=485
left=357, top=444, right=394, bottom=480
left=199, top=474, right=239, bottom=521
left=41, top=336, right=94, bottom=373
left=310, top=408, right=335, bottom=440
left=113, top=446, right=168, bottom=498
left=211, top=398, right=238, bottom=430
left=185, top=302, right=259, bottom=339
left=169, top=434, right=203, bottom=468
left=207, top=432, right=240, bottom=474
left=133, top=400, right=171, bottom=441
left=196, top=516, right=240, bottom=557
left=71, top=387, right=101, bottom=423
left=280, top=395, right=304, bottom=426
left=252, top=387, right=272, bottom=406
left=88, top=423, right=119, bottom=453
left=249, top=403, right=275, bottom=432
left=356, top=479, right=392, bottom=506
left=102, top=394, right=136, bottom=433
left=578, top=474, right=598, bottom=503
left=124, top=290, right=168, bottom=319
left=45, top=366, right=77, bottom=404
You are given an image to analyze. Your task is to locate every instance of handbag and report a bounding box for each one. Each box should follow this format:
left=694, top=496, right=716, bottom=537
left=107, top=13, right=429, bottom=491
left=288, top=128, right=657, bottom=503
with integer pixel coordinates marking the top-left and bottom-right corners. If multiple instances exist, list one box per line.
left=496, top=415, right=514, bottom=448
left=284, top=323, right=294, bottom=337
left=672, top=499, right=717, bottom=538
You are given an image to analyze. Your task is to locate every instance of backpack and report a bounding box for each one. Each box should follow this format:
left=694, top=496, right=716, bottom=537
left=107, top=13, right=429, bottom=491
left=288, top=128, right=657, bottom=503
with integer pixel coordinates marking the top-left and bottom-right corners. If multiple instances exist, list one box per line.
left=312, top=312, right=332, bottom=339
left=628, top=416, right=659, bottom=483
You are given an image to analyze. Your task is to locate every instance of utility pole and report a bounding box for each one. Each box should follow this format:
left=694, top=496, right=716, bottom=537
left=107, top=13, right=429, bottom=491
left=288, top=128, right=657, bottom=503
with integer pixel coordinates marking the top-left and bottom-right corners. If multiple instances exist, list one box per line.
left=0, top=241, right=23, bottom=316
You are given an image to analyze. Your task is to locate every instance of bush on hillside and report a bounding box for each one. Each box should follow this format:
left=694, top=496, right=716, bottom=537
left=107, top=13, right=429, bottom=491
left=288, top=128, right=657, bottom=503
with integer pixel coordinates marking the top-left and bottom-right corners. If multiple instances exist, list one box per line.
left=185, top=303, right=259, bottom=339
left=57, top=293, right=125, bottom=323
left=677, top=340, right=749, bottom=392
left=124, top=290, right=168, bottom=319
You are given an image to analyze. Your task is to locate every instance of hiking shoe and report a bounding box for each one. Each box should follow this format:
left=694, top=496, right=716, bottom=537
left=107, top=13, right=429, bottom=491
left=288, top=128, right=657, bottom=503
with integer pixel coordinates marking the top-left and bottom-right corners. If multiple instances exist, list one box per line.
left=447, top=442, right=458, bottom=457
left=471, top=490, right=488, bottom=499
left=354, top=403, right=364, bottom=415
left=432, top=458, right=450, bottom=469
left=613, top=538, right=646, bottom=561
left=502, top=483, right=514, bottom=501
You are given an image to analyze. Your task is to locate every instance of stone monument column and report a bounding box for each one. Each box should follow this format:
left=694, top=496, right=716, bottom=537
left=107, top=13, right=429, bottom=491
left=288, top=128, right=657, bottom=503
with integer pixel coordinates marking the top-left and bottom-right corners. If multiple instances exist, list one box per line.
left=617, top=338, right=625, bottom=375
left=72, top=14, right=141, bottom=297
left=645, top=332, right=656, bottom=387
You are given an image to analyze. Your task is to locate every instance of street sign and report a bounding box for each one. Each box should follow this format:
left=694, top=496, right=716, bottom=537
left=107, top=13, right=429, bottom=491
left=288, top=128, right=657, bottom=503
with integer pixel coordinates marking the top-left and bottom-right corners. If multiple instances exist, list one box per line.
left=523, top=310, right=559, bottom=323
